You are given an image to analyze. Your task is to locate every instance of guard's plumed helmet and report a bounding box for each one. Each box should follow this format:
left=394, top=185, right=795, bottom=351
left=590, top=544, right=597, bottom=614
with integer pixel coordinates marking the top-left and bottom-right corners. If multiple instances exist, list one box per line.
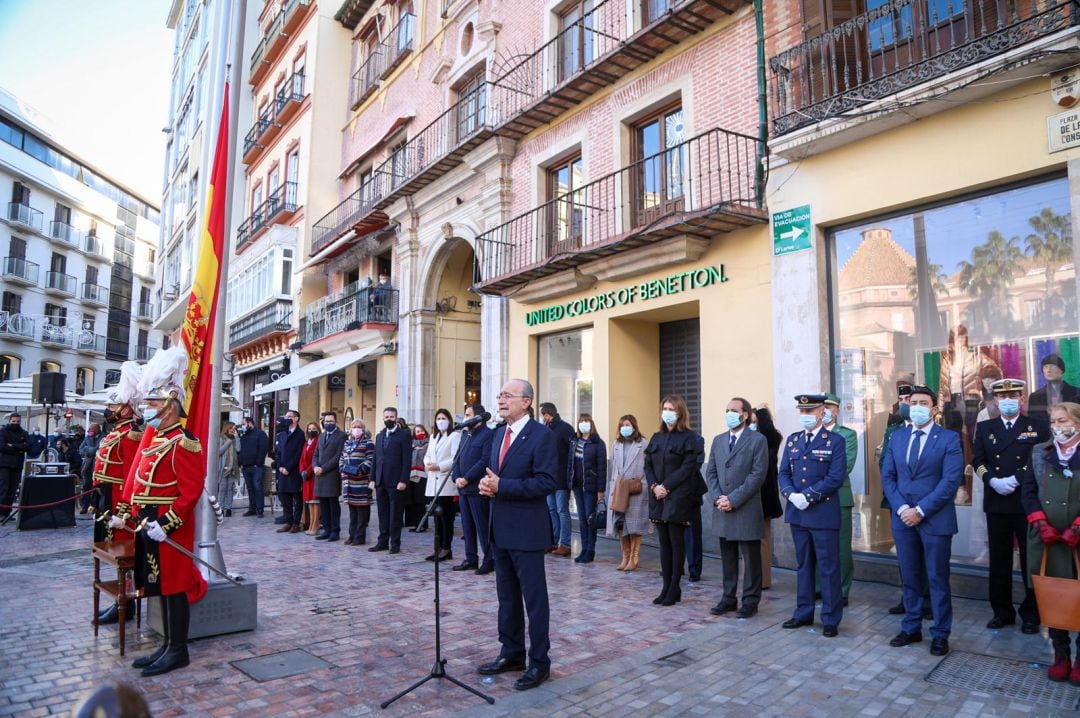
left=139, top=346, right=189, bottom=418
left=105, top=361, right=145, bottom=408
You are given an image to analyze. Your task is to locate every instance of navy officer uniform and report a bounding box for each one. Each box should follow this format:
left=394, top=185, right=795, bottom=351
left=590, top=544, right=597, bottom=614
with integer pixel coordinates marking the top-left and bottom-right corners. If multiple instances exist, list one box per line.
left=972, top=378, right=1048, bottom=632
left=778, top=394, right=847, bottom=636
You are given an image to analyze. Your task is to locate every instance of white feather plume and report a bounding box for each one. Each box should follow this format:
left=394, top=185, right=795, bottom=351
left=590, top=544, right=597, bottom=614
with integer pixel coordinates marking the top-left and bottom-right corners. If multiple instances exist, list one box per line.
left=138, top=346, right=189, bottom=396
left=115, top=361, right=145, bottom=405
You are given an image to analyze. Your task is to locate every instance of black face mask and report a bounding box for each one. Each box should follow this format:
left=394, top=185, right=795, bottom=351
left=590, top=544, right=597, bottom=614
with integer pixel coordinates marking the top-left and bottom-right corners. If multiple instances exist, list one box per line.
left=103, top=409, right=116, bottom=422
left=384, top=419, right=397, bottom=430
left=307, top=430, right=318, bottom=439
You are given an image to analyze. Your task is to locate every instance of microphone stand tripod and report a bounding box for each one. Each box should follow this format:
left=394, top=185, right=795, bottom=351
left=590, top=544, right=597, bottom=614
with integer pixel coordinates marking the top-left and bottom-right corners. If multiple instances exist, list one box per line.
left=380, top=464, right=494, bottom=709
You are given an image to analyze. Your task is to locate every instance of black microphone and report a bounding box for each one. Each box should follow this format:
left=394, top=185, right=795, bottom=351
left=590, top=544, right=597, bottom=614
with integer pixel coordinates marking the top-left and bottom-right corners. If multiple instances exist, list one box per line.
left=453, top=412, right=491, bottom=431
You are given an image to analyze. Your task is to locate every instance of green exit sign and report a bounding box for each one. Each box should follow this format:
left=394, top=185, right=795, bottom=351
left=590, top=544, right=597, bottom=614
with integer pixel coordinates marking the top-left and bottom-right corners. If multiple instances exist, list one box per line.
left=772, top=205, right=812, bottom=256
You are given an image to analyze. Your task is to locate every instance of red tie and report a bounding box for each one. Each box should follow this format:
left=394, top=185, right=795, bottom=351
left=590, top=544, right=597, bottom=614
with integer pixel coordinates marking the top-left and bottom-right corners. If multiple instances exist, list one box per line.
left=498, top=427, right=513, bottom=470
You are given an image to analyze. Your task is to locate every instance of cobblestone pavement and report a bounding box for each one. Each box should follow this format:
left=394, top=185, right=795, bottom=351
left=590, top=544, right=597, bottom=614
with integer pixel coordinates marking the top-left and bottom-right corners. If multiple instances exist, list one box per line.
left=0, top=511, right=1076, bottom=717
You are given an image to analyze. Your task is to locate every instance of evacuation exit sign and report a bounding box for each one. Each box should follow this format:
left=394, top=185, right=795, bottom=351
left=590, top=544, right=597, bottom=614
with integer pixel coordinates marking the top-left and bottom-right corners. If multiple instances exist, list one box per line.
left=772, top=205, right=812, bottom=256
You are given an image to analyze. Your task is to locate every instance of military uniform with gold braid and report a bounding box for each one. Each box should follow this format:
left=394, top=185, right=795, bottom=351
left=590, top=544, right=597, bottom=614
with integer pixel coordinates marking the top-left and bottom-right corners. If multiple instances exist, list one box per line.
left=93, top=360, right=145, bottom=544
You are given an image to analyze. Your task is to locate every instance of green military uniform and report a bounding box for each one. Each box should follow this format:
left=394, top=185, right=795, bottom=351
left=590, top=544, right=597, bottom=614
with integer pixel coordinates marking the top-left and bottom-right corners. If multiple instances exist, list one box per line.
left=816, top=394, right=857, bottom=599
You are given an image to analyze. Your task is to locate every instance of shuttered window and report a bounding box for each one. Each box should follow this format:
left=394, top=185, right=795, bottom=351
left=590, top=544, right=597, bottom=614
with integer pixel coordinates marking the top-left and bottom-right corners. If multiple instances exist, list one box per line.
left=659, top=318, right=701, bottom=426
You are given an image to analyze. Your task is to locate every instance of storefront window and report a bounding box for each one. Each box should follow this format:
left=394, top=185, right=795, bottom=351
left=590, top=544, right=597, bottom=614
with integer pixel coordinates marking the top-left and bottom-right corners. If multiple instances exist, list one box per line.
left=538, top=328, right=594, bottom=419
left=829, top=176, right=1076, bottom=566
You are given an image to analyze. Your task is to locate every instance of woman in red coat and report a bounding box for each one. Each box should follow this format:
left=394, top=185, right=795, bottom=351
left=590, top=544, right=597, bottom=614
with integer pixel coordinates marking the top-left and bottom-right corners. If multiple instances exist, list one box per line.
left=300, top=422, right=320, bottom=534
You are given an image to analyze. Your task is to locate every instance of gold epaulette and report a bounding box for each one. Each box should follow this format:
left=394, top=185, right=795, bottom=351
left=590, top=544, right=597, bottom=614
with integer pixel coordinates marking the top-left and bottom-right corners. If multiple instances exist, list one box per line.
left=127, top=430, right=144, bottom=442
left=975, top=466, right=988, bottom=479
left=180, top=435, right=202, bottom=454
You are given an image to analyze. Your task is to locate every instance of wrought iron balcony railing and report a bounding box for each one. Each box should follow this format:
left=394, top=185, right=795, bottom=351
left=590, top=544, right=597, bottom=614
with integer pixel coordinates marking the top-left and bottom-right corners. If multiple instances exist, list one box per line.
left=229, top=298, right=293, bottom=349
left=298, top=286, right=398, bottom=345
left=275, top=70, right=306, bottom=114
left=250, top=0, right=312, bottom=84
left=236, top=181, right=299, bottom=252
left=381, top=13, right=415, bottom=78
left=3, top=256, right=39, bottom=284
left=81, top=282, right=110, bottom=305
left=48, top=220, right=79, bottom=247
left=0, top=311, right=34, bottom=340
left=7, top=202, right=43, bottom=232
left=350, top=47, right=385, bottom=109
left=769, top=0, right=1080, bottom=135
left=40, top=323, right=75, bottom=347
left=243, top=104, right=275, bottom=158
left=474, top=126, right=766, bottom=291
left=250, top=7, right=284, bottom=74
left=45, top=271, right=77, bottom=295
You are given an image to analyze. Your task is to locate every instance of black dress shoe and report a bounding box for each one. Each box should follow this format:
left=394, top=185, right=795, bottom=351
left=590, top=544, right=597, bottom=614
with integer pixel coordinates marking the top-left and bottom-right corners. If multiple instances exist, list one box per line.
left=688, top=575, right=701, bottom=583
left=224, top=509, right=232, bottom=517
left=368, top=544, right=389, bottom=552
left=314, top=531, right=330, bottom=540
left=475, top=562, right=494, bottom=575
left=889, top=631, right=923, bottom=647
left=326, top=533, right=340, bottom=542
left=841, top=597, right=849, bottom=607
left=131, top=643, right=168, bottom=669
left=425, top=553, right=437, bottom=561
left=242, top=510, right=257, bottom=517
left=929, top=637, right=949, bottom=656
left=710, top=603, right=737, bottom=616
left=1021, top=622, right=1040, bottom=635
left=986, top=616, right=1015, bottom=629
left=823, top=625, right=838, bottom=638
left=514, top=665, right=549, bottom=691
left=452, top=560, right=478, bottom=571
left=735, top=606, right=757, bottom=619
left=888, top=601, right=905, bottom=615
left=389, top=546, right=400, bottom=554
left=477, top=655, right=526, bottom=675
left=782, top=618, right=812, bottom=629
left=141, top=645, right=190, bottom=677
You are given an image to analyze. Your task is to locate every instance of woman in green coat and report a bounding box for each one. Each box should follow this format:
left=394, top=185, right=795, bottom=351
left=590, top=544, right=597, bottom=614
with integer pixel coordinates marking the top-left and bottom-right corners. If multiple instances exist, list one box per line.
left=1022, top=401, right=1080, bottom=685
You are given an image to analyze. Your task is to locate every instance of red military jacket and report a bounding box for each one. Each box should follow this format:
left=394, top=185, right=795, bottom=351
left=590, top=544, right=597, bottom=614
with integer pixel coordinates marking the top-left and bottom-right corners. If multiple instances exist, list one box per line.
left=93, top=418, right=143, bottom=488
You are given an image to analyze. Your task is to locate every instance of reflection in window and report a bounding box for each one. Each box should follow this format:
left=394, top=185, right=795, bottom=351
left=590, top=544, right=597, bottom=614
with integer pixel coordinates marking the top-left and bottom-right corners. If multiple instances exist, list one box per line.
left=538, top=329, right=594, bottom=421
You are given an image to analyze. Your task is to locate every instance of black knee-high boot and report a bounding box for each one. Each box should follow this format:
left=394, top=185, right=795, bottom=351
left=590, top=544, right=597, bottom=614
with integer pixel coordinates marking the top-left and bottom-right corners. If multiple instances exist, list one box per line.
left=132, top=596, right=169, bottom=669
left=655, top=524, right=672, bottom=604
left=662, top=524, right=686, bottom=605
left=142, top=593, right=190, bottom=676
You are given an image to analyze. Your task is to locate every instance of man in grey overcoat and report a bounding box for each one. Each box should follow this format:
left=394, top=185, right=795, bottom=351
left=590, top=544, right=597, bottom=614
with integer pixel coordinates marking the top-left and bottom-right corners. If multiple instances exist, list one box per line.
left=706, top=397, right=769, bottom=618
left=312, top=412, right=348, bottom=542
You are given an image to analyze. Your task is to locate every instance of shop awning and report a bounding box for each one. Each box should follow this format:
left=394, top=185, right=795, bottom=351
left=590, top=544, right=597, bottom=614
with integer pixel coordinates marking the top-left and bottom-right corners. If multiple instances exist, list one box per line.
left=251, top=345, right=381, bottom=397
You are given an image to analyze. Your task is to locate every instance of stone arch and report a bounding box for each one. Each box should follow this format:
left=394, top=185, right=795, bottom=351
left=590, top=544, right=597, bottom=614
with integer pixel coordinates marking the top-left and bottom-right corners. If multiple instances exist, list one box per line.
left=416, top=221, right=481, bottom=311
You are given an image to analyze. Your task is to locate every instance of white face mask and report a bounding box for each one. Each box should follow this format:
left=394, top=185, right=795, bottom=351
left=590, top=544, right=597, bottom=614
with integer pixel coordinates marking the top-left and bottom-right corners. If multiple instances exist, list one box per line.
left=578, top=422, right=591, bottom=434
left=661, top=410, right=677, bottom=426
left=1053, top=426, right=1078, bottom=444
left=436, top=418, right=450, bottom=432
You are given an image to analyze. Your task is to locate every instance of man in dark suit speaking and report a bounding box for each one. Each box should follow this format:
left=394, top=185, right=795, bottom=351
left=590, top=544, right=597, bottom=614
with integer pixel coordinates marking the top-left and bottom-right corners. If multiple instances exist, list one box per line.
left=477, top=379, right=557, bottom=691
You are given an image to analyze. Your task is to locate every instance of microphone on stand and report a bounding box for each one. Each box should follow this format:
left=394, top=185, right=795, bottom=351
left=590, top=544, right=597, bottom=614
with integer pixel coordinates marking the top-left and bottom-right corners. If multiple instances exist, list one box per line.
left=453, top=412, right=491, bottom=431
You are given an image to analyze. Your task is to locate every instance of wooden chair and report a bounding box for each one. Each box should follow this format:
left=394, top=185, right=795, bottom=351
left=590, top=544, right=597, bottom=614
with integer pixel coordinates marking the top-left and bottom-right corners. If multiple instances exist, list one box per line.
left=92, top=541, right=141, bottom=656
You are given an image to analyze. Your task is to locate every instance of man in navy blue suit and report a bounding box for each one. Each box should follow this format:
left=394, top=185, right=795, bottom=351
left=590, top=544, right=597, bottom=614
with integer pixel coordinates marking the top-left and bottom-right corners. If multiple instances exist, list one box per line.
left=477, top=379, right=557, bottom=691
left=370, top=406, right=413, bottom=554
left=881, top=385, right=964, bottom=657
left=778, top=393, right=847, bottom=637
left=273, top=410, right=306, bottom=533
left=453, top=403, right=496, bottom=574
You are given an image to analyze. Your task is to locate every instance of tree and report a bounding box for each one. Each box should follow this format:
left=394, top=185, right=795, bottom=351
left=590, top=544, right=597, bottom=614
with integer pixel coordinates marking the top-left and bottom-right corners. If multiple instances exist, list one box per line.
left=1026, top=207, right=1072, bottom=299
left=957, top=230, right=1023, bottom=329
left=907, top=261, right=949, bottom=300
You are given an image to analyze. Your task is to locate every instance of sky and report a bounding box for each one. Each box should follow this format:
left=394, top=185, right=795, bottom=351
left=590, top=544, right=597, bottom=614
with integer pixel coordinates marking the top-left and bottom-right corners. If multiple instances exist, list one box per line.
left=0, top=0, right=174, bottom=204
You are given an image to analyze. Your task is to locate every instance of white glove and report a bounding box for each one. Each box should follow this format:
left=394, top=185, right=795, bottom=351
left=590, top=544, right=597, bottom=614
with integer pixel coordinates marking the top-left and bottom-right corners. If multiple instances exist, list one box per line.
left=789, top=493, right=810, bottom=510
left=107, top=515, right=126, bottom=530
left=1004, top=475, right=1020, bottom=490
left=989, top=477, right=1015, bottom=496
left=145, top=521, right=167, bottom=542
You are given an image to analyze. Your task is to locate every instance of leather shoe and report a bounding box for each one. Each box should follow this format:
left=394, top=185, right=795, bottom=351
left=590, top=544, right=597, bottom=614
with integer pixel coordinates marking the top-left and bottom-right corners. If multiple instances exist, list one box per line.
left=288, top=525, right=301, bottom=533
left=140, top=646, right=190, bottom=677
left=477, top=655, right=526, bottom=675
left=314, top=531, right=330, bottom=540
left=326, top=533, right=340, bottom=542
left=688, top=575, right=701, bottom=583
left=1021, top=622, right=1040, bottom=635
left=276, top=524, right=292, bottom=533
left=368, top=544, right=389, bottom=552
left=929, top=637, right=949, bottom=656
left=889, top=631, right=923, bottom=647
left=389, top=546, right=400, bottom=554
left=344, top=538, right=355, bottom=546
left=986, top=616, right=1015, bottom=629
left=242, top=510, right=257, bottom=516
left=709, top=603, right=737, bottom=616
left=887, top=601, right=905, bottom=615
left=452, top=560, right=478, bottom=572
left=514, top=665, right=549, bottom=691
left=735, top=606, right=757, bottom=619
left=823, top=625, right=838, bottom=638
left=552, top=545, right=571, bottom=557
left=475, top=562, right=494, bottom=575
left=782, top=618, right=812, bottom=629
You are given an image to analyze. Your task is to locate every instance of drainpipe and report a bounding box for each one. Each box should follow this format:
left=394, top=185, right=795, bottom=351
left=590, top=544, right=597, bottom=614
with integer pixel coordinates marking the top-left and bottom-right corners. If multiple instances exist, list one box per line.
left=753, top=0, right=767, bottom=208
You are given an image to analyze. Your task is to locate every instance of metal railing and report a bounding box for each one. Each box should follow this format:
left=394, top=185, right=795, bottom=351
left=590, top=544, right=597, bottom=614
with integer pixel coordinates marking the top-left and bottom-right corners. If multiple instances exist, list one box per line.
left=133, top=345, right=153, bottom=361
left=7, top=202, right=43, bottom=232
left=236, top=181, right=299, bottom=252
left=381, top=13, right=415, bottom=76
left=250, top=6, right=284, bottom=71
left=136, top=302, right=155, bottom=321
left=770, top=0, right=1080, bottom=135
left=0, top=311, right=34, bottom=340
left=40, top=323, right=73, bottom=347
left=243, top=104, right=275, bottom=157
left=350, top=47, right=385, bottom=109
left=3, top=256, right=39, bottom=284
left=475, top=126, right=762, bottom=284
left=48, top=220, right=78, bottom=246
left=77, top=333, right=107, bottom=354
left=298, top=286, right=398, bottom=344
left=275, top=71, right=306, bottom=113
left=229, top=299, right=293, bottom=348
left=84, top=234, right=104, bottom=257
left=81, top=282, right=109, bottom=304
left=45, top=271, right=77, bottom=295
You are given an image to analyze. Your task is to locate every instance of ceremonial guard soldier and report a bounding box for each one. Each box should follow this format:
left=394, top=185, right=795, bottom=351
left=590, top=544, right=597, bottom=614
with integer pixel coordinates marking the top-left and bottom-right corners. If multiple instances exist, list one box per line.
left=91, top=361, right=145, bottom=625
left=973, top=378, right=1048, bottom=633
left=778, top=394, right=846, bottom=637
left=111, top=347, right=207, bottom=677
left=821, top=393, right=857, bottom=606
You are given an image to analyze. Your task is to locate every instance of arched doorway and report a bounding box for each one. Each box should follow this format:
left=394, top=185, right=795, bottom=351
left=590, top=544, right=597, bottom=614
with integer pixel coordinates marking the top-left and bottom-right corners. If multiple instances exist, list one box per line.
left=426, top=239, right=482, bottom=416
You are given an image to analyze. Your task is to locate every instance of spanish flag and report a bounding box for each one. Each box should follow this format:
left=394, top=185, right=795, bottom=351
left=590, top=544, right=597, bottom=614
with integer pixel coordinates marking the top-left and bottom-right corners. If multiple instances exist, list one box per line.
left=180, top=83, right=230, bottom=446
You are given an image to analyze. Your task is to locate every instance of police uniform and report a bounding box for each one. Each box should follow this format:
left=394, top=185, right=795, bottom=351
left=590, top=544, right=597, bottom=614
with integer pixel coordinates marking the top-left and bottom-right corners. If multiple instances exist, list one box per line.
left=92, top=417, right=143, bottom=544
left=972, top=378, right=1048, bottom=631
left=778, top=394, right=847, bottom=632
left=817, top=393, right=857, bottom=602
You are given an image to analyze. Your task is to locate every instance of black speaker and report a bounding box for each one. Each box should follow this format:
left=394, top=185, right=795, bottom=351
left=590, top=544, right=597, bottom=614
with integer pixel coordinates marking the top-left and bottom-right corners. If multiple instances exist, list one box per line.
left=31, top=372, right=65, bottom=405
left=16, top=472, right=76, bottom=530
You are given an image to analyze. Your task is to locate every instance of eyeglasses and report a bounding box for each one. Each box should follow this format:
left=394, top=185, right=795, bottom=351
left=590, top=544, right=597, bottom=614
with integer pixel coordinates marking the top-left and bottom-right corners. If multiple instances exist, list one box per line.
left=497, top=393, right=526, bottom=400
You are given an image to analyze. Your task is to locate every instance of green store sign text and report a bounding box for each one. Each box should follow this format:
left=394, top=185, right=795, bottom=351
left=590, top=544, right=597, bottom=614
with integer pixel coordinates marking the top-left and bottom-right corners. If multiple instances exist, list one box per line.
left=525, top=264, right=729, bottom=327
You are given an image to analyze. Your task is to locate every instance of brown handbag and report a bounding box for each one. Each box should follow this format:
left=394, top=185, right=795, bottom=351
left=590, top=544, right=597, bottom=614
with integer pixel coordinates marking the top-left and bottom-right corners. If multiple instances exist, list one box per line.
left=610, top=478, right=630, bottom=513
left=625, top=478, right=643, bottom=495
left=1032, top=548, right=1080, bottom=632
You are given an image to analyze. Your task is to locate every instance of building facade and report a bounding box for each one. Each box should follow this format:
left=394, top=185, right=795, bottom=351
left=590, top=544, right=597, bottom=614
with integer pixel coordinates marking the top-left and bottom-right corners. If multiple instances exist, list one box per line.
left=0, top=88, right=161, bottom=396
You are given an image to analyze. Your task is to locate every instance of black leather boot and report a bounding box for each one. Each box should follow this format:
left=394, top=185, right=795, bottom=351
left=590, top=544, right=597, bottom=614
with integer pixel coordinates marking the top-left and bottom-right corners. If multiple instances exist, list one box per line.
left=142, top=594, right=190, bottom=677
left=132, top=597, right=169, bottom=669
left=661, top=572, right=683, bottom=606
left=96, top=599, right=136, bottom=625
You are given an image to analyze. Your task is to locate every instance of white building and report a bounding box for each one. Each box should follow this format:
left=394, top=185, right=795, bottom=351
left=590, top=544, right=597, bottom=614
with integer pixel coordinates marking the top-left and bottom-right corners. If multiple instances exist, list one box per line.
left=0, top=88, right=161, bottom=396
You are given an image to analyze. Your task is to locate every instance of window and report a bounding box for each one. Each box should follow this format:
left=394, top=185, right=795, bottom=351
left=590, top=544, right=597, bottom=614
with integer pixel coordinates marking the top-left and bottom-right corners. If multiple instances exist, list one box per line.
left=54, top=204, right=72, bottom=225
left=358, top=166, right=374, bottom=204
left=362, top=30, right=381, bottom=89
left=86, top=266, right=99, bottom=285
left=44, top=304, right=67, bottom=327
left=75, top=367, right=94, bottom=395
left=829, top=176, right=1076, bottom=567
left=138, top=328, right=149, bottom=347
left=389, top=139, right=407, bottom=188
left=293, top=52, right=306, bottom=81
left=546, top=154, right=584, bottom=250
left=268, top=166, right=281, bottom=195
left=558, top=1, right=595, bottom=82
left=11, top=182, right=29, bottom=205
left=397, top=2, right=415, bottom=54
left=632, top=104, right=685, bottom=227
left=642, top=0, right=675, bottom=24
left=286, top=149, right=300, bottom=205
left=40, top=360, right=60, bottom=373
left=251, top=184, right=263, bottom=214
left=0, top=355, right=18, bottom=382
left=50, top=252, right=66, bottom=274
left=1, top=292, right=19, bottom=314
left=538, top=328, right=594, bottom=419
left=281, top=248, right=293, bottom=295
left=454, top=70, right=486, bottom=141
left=8, top=235, right=26, bottom=260
left=867, top=0, right=914, bottom=50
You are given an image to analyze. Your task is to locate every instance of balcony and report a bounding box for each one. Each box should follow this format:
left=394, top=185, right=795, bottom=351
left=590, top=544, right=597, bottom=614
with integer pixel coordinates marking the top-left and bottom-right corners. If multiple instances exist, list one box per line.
left=242, top=105, right=275, bottom=163
left=769, top=0, right=1080, bottom=136
left=133, top=344, right=153, bottom=362
left=244, top=71, right=308, bottom=165
left=236, top=181, right=299, bottom=253
left=275, top=70, right=306, bottom=124
left=45, top=271, right=77, bottom=297
left=76, top=333, right=107, bottom=355
left=135, top=302, right=155, bottom=322
left=350, top=48, right=384, bottom=110
left=250, top=0, right=313, bottom=85
left=83, top=233, right=106, bottom=259
left=473, top=126, right=767, bottom=293
left=380, top=13, right=415, bottom=80
left=7, top=202, right=43, bottom=233
left=298, top=286, right=398, bottom=345
left=80, top=282, right=110, bottom=307
left=2, top=257, right=39, bottom=286
left=48, top=220, right=80, bottom=248
left=0, top=311, right=34, bottom=341
left=229, top=298, right=293, bottom=349
left=40, top=323, right=74, bottom=348
left=135, top=261, right=156, bottom=281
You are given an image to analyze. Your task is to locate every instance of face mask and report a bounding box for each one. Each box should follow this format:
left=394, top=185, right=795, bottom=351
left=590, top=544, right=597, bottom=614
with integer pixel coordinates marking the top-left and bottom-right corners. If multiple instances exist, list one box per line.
left=578, top=422, right=591, bottom=434
left=998, top=398, right=1020, bottom=417
left=384, top=419, right=396, bottom=430
left=798, top=414, right=818, bottom=431
left=436, top=419, right=450, bottom=432
left=1053, top=426, right=1077, bottom=444
left=237, top=425, right=248, bottom=435
left=725, top=411, right=743, bottom=430
left=307, top=430, right=318, bottom=438
left=144, top=408, right=161, bottom=429
left=415, top=431, right=427, bottom=440
left=619, top=426, right=634, bottom=439
left=323, top=422, right=336, bottom=431
left=823, top=408, right=834, bottom=424
left=103, top=409, right=115, bottom=422
left=661, top=410, right=677, bottom=426
left=351, top=428, right=363, bottom=439
left=898, top=403, right=910, bottom=420
left=909, top=405, right=932, bottom=426
left=749, top=423, right=758, bottom=432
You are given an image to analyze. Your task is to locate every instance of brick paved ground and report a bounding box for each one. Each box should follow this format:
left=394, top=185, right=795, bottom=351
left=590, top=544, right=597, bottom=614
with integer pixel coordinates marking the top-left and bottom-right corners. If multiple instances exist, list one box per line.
left=0, top=511, right=1076, bottom=717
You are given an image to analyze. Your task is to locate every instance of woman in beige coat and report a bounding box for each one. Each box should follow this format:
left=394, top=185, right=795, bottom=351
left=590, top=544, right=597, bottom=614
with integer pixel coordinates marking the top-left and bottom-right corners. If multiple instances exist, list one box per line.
left=607, top=414, right=649, bottom=570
